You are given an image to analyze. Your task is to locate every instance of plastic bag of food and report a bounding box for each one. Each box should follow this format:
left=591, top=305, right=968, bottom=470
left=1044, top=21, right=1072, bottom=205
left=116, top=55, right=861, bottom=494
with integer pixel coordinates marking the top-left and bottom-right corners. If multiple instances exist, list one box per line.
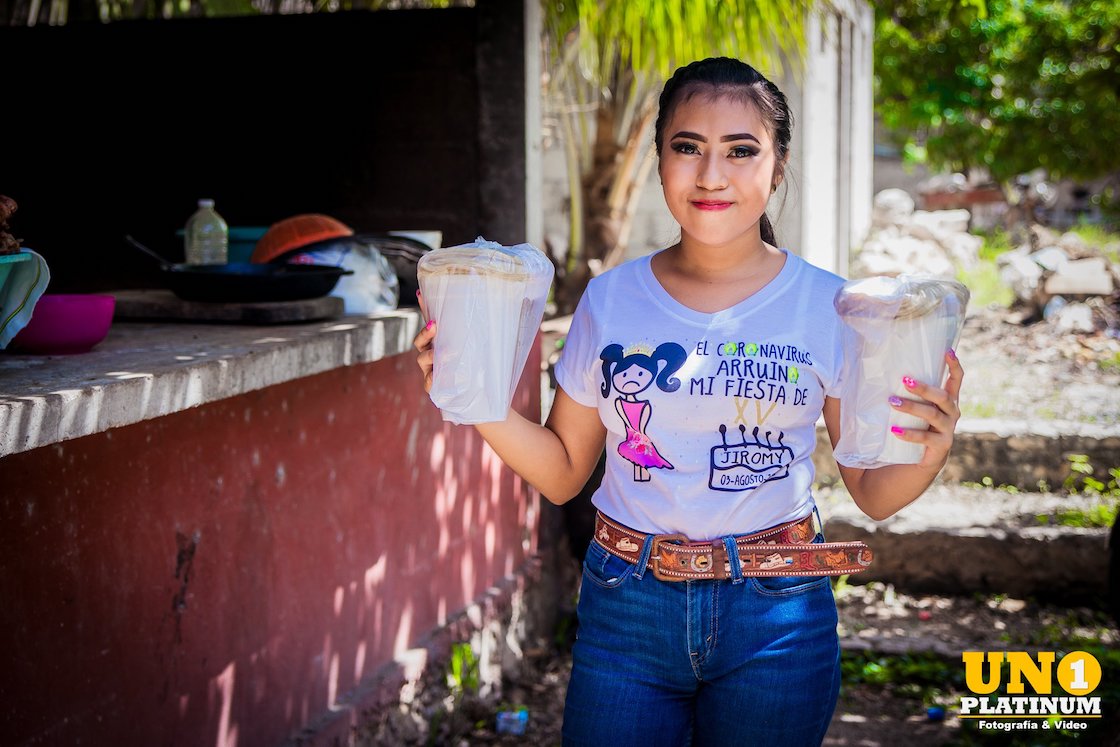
left=833, top=275, right=969, bottom=468
left=287, top=237, right=399, bottom=314
left=417, top=236, right=554, bottom=424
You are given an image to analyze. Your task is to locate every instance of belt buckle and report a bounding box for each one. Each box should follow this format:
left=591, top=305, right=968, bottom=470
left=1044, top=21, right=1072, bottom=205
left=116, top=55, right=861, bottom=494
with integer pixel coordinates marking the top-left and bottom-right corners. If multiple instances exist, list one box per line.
left=649, top=533, right=688, bottom=581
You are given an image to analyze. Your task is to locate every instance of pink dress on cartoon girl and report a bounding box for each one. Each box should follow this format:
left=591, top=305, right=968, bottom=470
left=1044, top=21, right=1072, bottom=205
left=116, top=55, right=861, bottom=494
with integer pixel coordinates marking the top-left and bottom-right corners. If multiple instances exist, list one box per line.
left=616, top=399, right=674, bottom=470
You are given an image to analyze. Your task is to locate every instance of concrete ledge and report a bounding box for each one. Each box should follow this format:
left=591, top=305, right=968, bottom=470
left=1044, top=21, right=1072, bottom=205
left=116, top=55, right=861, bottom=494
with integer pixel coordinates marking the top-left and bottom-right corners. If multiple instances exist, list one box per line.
left=0, top=310, right=423, bottom=458
left=813, top=417, right=1120, bottom=488
left=818, top=483, right=1109, bottom=599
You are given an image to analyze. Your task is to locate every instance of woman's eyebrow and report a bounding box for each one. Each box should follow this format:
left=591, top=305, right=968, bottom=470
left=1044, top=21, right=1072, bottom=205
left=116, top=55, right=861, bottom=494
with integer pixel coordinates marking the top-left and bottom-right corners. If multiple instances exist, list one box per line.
left=671, top=130, right=760, bottom=143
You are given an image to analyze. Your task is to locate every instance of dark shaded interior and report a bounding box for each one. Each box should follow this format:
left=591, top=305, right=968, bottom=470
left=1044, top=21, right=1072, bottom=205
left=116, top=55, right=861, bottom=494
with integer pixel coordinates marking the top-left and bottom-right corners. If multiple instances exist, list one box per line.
left=2, top=5, right=525, bottom=292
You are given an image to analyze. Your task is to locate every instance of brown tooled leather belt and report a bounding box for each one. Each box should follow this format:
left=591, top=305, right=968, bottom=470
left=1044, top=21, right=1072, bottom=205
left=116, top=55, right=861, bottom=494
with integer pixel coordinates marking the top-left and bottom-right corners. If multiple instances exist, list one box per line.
left=593, top=511, right=873, bottom=582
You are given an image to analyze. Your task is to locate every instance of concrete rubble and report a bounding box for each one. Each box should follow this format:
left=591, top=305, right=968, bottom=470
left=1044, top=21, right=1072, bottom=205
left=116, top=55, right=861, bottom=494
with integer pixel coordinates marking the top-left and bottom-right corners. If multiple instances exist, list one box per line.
left=996, top=223, right=1120, bottom=326
left=854, top=188, right=982, bottom=278
left=857, top=189, right=1120, bottom=336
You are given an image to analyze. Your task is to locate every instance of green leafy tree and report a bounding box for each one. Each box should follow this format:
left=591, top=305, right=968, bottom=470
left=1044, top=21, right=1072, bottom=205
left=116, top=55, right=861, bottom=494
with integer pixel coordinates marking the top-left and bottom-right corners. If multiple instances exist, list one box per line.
left=874, top=0, right=1120, bottom=184
left=544, top=0, right=816, bottom=313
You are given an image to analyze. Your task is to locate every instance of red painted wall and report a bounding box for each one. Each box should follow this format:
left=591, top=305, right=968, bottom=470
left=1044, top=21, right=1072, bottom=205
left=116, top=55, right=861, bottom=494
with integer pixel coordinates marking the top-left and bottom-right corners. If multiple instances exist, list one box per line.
left=0, top=350, right=540, bottom=745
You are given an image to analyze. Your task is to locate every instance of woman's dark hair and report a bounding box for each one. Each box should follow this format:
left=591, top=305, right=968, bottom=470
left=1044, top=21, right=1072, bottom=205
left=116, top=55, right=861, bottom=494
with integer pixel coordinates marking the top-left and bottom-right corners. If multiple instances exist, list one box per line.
left=654, top=57, right=793, bottom=246
left=599, top=342, right=688, bottom=398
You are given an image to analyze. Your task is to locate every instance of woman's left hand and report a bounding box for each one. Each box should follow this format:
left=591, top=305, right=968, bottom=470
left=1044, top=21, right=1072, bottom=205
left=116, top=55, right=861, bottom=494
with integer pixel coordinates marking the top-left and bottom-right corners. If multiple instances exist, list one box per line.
left=889, top=350, right=964, bottom=471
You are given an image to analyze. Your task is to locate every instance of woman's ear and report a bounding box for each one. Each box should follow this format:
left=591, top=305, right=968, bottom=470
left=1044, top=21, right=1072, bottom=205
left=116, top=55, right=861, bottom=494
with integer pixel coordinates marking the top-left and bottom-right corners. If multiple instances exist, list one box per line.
left=770, top=166, right=786, bottom=193
left=772, top=155, right=790, bottom=191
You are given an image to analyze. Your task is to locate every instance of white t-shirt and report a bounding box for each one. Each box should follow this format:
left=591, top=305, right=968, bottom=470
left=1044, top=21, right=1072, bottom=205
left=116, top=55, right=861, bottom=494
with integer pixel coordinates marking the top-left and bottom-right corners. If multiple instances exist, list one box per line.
left=554, top=249, right=846, bottom=540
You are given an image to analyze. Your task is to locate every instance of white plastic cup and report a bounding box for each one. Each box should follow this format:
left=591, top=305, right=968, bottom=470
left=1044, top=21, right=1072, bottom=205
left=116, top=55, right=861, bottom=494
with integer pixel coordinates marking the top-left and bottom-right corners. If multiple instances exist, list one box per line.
left=878, top=311, right=964, bottom=463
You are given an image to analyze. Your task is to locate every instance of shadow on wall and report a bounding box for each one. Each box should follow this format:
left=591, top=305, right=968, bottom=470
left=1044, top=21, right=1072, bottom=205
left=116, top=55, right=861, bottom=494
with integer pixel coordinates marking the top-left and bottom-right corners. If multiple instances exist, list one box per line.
left=0, top=352, right=539, bottom=745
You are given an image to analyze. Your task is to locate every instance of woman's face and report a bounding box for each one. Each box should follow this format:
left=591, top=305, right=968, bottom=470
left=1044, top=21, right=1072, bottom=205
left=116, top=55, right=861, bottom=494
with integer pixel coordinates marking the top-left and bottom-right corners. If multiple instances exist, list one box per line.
left=657, top=93, right=781, bottom=250
left=613, top=362, right=653, bottom=394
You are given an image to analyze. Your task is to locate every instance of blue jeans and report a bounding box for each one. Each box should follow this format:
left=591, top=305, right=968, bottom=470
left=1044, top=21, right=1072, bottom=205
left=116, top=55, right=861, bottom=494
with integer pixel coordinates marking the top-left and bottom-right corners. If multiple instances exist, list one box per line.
left=562, top=531, right=840, bottom=747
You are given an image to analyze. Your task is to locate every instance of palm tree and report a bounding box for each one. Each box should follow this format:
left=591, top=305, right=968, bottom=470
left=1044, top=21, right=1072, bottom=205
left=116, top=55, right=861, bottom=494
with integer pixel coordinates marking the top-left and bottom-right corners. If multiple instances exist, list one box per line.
left=544, top=0, right=818, bottom=314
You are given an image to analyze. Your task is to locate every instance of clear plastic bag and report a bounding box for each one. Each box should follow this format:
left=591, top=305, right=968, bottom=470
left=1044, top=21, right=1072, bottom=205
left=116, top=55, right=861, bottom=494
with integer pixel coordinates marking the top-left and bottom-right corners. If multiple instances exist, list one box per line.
left=287, top=238, right=399, bottom=314
left=417, top=236, right=554, bottom=424
left=833, top=275, right=970, bottom=468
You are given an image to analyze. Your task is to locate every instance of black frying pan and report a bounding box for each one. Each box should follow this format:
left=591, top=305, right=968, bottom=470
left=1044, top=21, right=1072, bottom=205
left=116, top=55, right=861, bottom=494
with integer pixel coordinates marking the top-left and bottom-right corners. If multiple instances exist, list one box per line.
left=265, top=232, right=434, bottom=304
left=126, top=235, right=351, bottom=303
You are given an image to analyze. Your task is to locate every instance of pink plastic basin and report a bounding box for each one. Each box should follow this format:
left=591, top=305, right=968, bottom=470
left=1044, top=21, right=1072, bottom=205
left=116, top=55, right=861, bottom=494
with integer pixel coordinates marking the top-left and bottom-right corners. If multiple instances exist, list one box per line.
left=10, top=294, right=116, bottom=354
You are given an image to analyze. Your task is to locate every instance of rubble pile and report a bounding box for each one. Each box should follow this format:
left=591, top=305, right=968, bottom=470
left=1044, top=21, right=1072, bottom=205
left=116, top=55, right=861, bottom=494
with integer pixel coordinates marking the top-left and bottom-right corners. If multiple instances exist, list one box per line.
left=855, top=188, right=1120, bottom=337
left=853, top=188, right=984, bottom=279
left=996, top=224, right=1120, bottom=333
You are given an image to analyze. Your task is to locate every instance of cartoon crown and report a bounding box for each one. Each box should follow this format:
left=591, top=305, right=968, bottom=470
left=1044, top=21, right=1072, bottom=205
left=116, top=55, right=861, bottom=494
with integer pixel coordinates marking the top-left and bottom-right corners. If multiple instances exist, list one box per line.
left=623, top=342, right=655, bottom=357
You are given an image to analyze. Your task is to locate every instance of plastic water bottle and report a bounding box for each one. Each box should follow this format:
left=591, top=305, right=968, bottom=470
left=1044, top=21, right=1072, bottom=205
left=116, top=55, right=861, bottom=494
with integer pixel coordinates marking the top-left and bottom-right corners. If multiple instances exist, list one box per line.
left=184, top=199, right=228, bottom=265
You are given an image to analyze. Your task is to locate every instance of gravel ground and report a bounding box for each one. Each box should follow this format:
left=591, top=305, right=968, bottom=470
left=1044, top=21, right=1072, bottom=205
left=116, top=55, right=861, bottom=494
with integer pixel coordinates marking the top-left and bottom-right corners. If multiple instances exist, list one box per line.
left=955, top=306, right=1120, bottom=426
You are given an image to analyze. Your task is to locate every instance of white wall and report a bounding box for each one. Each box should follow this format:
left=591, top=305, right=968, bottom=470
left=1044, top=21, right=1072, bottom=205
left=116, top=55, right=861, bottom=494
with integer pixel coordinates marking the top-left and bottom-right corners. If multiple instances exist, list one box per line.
left=781, top=0, right=874, bottom=275
left=849, top=1, right=874, bottom=257
left=524, top=0, right=543, bottom=250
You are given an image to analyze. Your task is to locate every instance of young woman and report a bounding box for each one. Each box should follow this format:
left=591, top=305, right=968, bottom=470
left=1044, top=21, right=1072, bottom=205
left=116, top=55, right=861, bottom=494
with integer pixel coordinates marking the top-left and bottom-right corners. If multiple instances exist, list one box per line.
left=415, top=57, right=963, bottom=746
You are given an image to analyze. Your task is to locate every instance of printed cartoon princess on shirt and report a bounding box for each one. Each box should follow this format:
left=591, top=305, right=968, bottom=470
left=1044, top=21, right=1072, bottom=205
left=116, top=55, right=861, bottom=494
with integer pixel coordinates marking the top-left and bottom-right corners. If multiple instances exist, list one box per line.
left=600, top=342, right=688, bottom=482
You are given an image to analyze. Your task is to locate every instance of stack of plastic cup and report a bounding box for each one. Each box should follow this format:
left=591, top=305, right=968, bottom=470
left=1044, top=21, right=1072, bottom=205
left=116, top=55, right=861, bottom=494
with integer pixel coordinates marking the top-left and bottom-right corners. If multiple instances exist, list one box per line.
left=417, top=237, right=554, bottom=424
left=833, top=275, right=970, bottom=467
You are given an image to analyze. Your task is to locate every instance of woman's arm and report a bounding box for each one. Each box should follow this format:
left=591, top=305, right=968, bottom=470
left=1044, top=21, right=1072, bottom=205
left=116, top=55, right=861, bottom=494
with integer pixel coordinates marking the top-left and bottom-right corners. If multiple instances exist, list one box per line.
left=415, top=320, right=606, bottom=505
left=823, top=351, right=964, bottom=520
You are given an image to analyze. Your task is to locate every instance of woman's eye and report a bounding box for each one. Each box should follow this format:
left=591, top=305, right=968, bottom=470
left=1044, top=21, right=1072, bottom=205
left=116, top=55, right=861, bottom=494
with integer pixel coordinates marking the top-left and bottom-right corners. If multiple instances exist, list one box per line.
left=671, top=141, right=700, bottom=155
left=729, top=145, right=759, bottom=158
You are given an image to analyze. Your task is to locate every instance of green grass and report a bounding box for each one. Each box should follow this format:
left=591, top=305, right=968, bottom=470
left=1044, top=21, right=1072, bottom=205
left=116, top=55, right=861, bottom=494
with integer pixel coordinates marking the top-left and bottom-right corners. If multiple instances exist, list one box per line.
left=1036, top=502, right=1118, bottom=528
left=960, top=399, right=1000, bottom=419
left=975, top=228, right=1017, bottom=262
left=1067, top=221, right=1120, bottom=263
left=1064, top=456, right=1120, bottom=498
left=841, top=650, right=961, bottom=705
left=954, top=228, right=1018, bottom=309
left=957, top=260, right=1015, bottom=309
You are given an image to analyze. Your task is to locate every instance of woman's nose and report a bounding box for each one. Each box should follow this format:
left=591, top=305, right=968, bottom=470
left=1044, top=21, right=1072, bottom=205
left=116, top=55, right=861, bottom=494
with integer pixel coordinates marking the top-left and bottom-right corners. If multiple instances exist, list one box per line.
left=696, top=153, right=727, bottom=190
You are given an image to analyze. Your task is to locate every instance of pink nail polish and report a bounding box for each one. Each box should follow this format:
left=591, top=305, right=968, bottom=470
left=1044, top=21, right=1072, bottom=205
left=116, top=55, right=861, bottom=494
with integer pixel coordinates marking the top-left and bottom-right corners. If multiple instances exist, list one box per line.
left=424, top=320, right=435, bottom=331
left=902, top=376, right=917, bottom=389
left=948, top=348, right=957, bottom=360
left=890, top=425, right=905, bottom=435
left=416, top=289, right=422, bottom=297
left=889, top=396, right=903, bottom=407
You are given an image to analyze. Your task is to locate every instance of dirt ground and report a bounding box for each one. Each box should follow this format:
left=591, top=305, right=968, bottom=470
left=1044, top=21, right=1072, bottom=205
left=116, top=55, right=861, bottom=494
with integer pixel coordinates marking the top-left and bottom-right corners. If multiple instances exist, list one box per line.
left=954, top=305, right=1120, bottom=425
left=430, top=582, right=1118, bottom=747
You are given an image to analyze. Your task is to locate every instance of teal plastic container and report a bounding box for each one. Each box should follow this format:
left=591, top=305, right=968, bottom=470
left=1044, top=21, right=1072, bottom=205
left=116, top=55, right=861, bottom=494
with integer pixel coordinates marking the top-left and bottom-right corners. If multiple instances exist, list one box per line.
left=0, top=252, right=32, bottom=290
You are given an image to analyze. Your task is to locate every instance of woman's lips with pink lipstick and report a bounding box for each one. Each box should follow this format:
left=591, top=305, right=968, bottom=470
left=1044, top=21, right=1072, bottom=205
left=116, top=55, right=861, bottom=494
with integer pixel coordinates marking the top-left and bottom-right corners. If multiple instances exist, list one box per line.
left=691, top=200, right=733, bottom=211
